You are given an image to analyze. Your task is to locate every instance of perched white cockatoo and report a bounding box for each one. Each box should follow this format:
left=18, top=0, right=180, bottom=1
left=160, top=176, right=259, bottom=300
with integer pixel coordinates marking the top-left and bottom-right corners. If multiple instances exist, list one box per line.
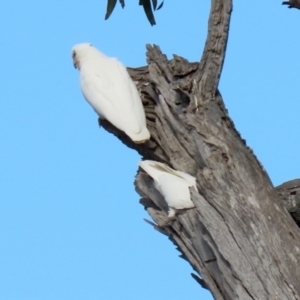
left=139, top=160, right=197, bottom=219
left=72, top=43, right=150, bottom=143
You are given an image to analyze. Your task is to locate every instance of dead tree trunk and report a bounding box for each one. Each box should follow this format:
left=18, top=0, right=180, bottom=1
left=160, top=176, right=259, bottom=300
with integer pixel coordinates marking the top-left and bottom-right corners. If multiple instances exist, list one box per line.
left=100, top=0, right=300, bottom=299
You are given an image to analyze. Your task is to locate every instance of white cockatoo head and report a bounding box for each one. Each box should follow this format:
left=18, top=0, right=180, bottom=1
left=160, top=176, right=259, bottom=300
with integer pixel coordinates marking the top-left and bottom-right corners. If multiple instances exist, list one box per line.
left=71, top=43, right=93, bottom=70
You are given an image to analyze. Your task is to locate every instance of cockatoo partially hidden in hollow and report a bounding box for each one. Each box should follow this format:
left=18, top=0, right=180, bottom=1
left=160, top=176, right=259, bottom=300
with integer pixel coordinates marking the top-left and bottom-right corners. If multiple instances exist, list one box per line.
left=139, top=160, right=197, bottom=219
left=72, top=43, right=150, bottom=143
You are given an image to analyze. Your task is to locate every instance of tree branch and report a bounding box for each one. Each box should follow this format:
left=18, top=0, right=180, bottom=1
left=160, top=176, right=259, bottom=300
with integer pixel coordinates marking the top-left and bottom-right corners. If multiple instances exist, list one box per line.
left=195, top=0, right=232, bottom=106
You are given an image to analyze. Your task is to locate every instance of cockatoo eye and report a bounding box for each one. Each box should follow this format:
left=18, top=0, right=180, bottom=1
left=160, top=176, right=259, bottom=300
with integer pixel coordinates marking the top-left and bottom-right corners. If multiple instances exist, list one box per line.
left=72, top=51, right=76, bottom=58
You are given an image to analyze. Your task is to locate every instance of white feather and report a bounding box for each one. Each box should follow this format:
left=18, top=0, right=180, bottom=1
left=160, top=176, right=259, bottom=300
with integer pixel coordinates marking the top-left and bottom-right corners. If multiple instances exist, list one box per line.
left=139, top=160, right=197, bottom=217
left=72, top=43, right=150, bottom=143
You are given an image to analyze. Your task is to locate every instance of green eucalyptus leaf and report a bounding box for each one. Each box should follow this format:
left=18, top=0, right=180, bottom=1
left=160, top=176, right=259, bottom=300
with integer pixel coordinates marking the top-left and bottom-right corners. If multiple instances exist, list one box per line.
left=105, top=0, right=117, bottom=20
left=157, top=1, right=164, bottom=10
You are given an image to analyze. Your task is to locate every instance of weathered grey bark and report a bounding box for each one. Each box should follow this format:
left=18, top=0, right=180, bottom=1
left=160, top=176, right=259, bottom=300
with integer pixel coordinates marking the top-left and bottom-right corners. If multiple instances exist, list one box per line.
left=277, top=179, right=300, bottom=227
left=100, top=0, right=300, bottom=299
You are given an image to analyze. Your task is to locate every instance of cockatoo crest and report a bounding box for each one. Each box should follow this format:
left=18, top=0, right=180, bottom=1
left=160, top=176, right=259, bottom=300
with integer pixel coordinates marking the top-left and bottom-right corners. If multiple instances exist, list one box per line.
left=72, top=43, right=150, bottom=143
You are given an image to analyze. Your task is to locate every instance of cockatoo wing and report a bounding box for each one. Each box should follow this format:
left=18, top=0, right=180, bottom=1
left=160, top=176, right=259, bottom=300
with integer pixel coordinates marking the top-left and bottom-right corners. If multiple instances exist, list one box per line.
left=139, top=160, right=196, bottom=211
left=80, top=61, right=136, bottom=121
left=154, top=174, right=195, bottom=210
left=139, top=160, right=197, bottom=190
left=80, top=57, right=148, bottom=137
left=149, top=161, right=197, bottom=190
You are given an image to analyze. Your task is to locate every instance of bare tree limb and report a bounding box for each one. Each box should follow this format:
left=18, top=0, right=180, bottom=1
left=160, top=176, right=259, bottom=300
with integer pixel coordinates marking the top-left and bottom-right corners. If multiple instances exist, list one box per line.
left=195, top=0, right=232, bottom=103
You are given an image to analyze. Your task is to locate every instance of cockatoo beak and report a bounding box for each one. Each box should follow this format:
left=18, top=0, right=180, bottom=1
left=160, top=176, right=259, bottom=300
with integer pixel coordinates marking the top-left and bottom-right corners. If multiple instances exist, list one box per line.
left=72, top=51, right=79, bottom=69
left=73, top=57, right=78, bottom=69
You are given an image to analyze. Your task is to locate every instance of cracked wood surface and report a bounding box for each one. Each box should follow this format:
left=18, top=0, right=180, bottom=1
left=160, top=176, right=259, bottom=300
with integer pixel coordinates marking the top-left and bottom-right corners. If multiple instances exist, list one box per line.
left=100, top=0, right=300, bottom=299
left=276, top=179, right=300, bottom=226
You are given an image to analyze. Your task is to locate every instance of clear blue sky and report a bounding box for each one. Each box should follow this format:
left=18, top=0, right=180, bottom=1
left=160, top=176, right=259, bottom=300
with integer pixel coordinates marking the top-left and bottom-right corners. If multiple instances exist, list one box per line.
left=1, top=1, right=299, bottom=300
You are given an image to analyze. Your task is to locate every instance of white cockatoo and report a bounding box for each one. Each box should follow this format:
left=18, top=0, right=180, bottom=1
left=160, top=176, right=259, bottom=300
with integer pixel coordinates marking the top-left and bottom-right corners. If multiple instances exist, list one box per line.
left=72, top=43, right=150, bottom=143
left=139, top=160, right=197, bottom=219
